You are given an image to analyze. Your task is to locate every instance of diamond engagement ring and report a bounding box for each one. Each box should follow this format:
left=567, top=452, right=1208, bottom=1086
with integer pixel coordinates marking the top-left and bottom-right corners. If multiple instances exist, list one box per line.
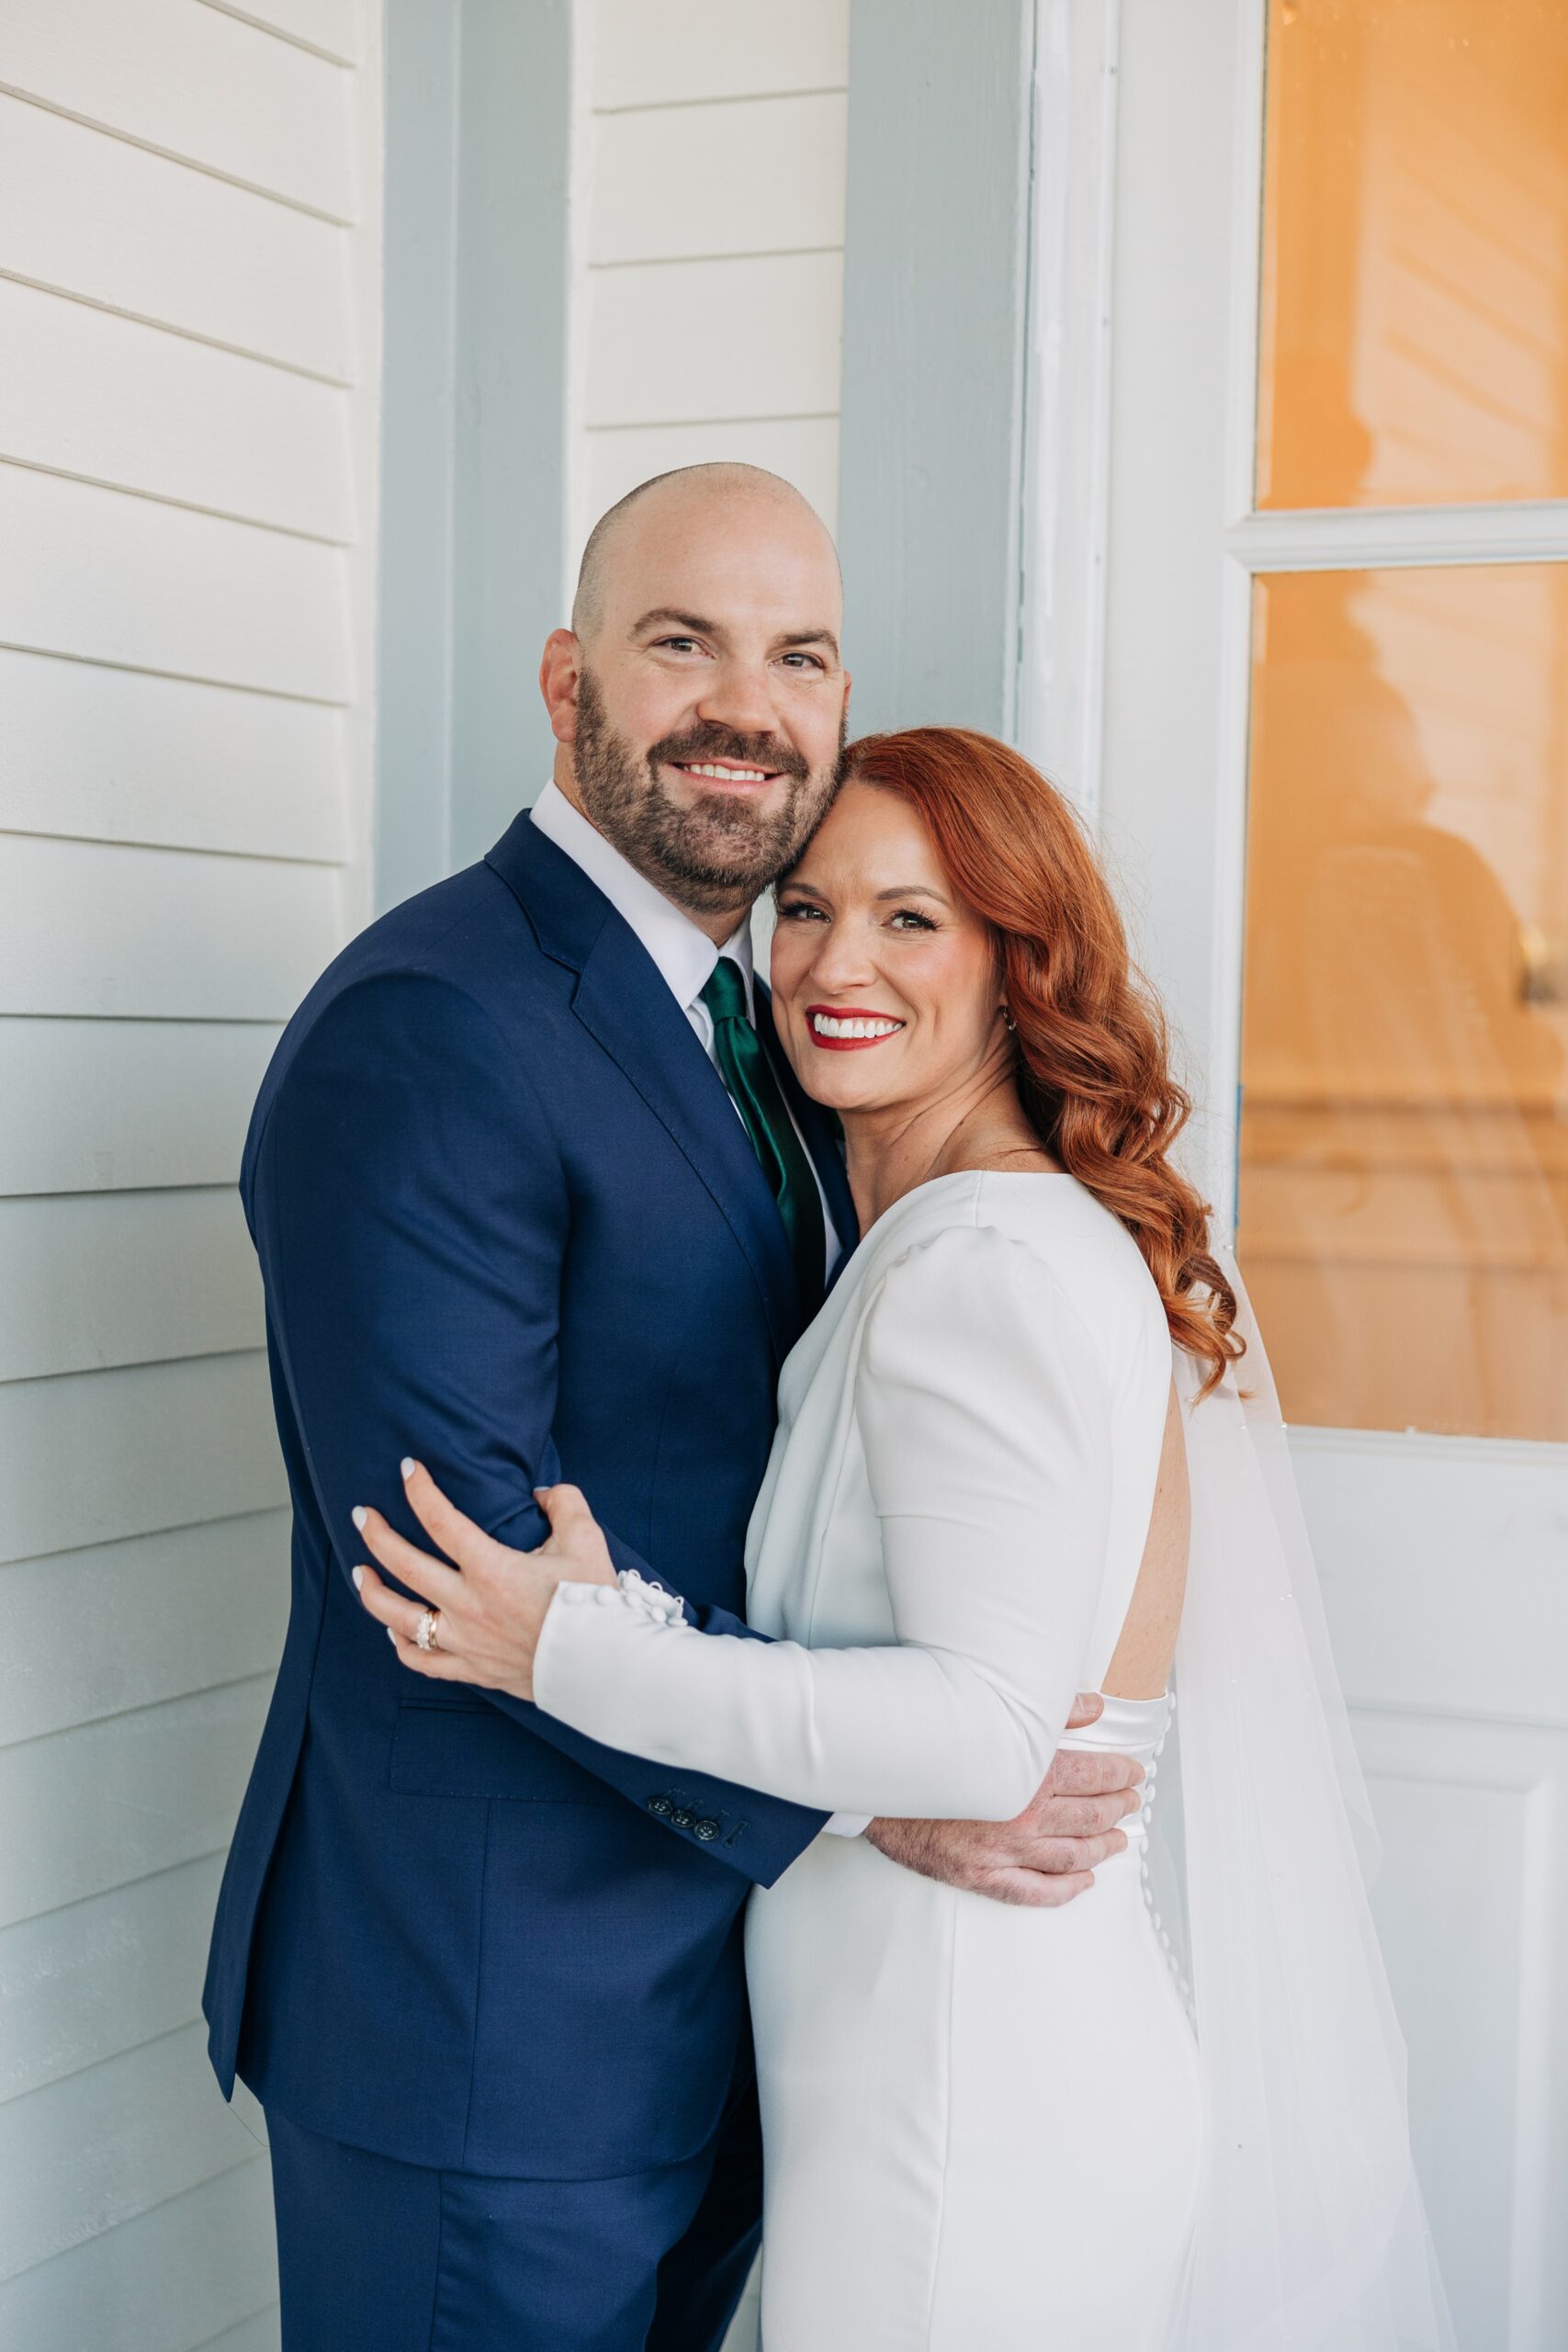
left=414, top=1609, right=440, bottom=1653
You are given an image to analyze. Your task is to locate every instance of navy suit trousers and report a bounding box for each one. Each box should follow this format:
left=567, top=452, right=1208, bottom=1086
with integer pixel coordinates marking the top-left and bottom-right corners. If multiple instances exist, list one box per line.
left=268, top=2070, right=761, bottom=2352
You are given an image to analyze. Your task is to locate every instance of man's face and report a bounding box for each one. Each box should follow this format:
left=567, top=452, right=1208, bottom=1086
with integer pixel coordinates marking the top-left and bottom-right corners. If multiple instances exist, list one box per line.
left=548, top=488, right=851, bottom=920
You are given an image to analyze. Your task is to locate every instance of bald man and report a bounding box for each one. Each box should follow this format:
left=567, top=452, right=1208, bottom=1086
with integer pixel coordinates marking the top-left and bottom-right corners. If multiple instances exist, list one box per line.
left=205, top=467, right=1139, bottom=2350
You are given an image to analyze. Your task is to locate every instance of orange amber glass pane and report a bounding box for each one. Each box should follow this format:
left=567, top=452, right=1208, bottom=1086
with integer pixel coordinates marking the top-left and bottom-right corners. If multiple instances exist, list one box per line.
left=1257, top=0, right=1568, bottom=508
left=1237, top=566, right=1568, bottom=1438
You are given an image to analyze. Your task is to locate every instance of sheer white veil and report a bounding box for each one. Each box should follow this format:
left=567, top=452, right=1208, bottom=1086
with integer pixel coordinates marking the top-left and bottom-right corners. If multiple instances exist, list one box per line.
left=1159, top=1249, right=1455, bottom=2351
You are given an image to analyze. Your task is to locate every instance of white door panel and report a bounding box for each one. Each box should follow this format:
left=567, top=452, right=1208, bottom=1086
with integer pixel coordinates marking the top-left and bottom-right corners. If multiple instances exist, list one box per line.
left=1045, top=2, right=1568, bottom=2340
left=1354, top=1715, right=1568, bottom=2352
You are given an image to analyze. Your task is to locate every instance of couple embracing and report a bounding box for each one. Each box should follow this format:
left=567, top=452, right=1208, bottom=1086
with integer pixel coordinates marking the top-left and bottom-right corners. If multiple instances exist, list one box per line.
left=204, top=467, right=1450, bottom=2349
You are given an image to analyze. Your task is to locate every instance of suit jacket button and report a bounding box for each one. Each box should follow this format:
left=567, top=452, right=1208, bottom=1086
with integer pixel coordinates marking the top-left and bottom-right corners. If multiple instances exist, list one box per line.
left=648, top=1794, right=674, bottom=1817
left=693, top=1818, right=720, bottom=1843
left=671, top=1808, right=695, bottom=1831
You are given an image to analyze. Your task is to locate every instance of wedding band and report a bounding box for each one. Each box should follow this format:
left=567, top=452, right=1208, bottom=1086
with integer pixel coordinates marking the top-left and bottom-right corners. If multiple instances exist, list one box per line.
left=414, top=1609, right=439, bottom=1653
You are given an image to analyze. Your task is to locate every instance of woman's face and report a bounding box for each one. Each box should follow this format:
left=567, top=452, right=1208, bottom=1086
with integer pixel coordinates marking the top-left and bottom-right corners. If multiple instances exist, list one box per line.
left=770, top=779, right=1006, bottom=1117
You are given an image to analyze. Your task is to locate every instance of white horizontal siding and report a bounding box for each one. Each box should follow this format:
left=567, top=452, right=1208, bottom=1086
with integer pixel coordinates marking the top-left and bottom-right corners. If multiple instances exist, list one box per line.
left=0, top=2022, right=262, bottom=2282
left=0, top=93, right=355, bottom=379
left=0, top=1189, right=264, bottom=1382
left=0, top=1679, right=275, bottom=1928
left=204, top=0, right=363, bottom=70
left=0, top=836, right=345, bottom=1020
left=1, top=1513, right=290, bottom=1746
left=588, top=91, right=847, bottom=264
left=0, top=1020, right=282, bottom=1196
left=1, top=650, right=351, bottom=863
left=570, top=0, right=849, bottom=562
left=2, top=1, right=379, bottom=2331
left=584, top=252, right=844, bottom=429
left=0, top=1855, right=229, bottom=2104
left=0, top=1352, right=288, bottom=1568
left=0, top=465, right=354, bottom=699
left=0, top=0, right=357, bottom=220
left=0, top=2156, right=277, bottom=2349
left=591, top=0, right=848, bottom=108
left=0, top=2156, right=278, bottom=2350
left=200, top=2306, right=282, bottom=2352
left=0, top=278, right=355, bottom=538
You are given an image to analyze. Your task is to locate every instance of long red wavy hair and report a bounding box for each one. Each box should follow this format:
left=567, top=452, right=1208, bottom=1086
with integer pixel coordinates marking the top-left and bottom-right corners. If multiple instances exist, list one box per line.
left=840, top=727, right=1241, bottom=1392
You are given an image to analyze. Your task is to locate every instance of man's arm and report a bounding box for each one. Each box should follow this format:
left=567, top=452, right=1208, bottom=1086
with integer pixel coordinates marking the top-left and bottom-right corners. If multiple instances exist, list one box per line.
left=863, top=1691, right=1145, bottom=1906
left=254, top=968, right=825, bottom=1886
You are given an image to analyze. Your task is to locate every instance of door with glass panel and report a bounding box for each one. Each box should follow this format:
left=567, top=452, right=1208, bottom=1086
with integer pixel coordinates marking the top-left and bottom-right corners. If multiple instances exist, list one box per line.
left=1079, top=5, right=1568, bottom=2344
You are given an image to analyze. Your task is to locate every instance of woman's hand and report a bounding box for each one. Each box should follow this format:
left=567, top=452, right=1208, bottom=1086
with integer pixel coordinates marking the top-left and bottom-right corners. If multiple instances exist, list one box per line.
left=351, top=1460, right=616, bottom=1701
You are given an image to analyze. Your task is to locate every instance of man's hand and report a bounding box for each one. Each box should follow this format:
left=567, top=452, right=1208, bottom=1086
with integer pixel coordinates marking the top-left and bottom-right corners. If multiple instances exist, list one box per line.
left=863, top=1693, right=1143, bottom=1908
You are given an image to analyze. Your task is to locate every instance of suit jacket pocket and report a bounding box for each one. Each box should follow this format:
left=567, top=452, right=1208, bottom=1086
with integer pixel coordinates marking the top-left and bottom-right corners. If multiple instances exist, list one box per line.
left=389, top=1698, right=621, bottom=1803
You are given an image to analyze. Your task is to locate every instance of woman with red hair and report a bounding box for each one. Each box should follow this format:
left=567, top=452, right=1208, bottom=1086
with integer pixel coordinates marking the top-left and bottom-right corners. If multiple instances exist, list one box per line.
left=356, top=729, right=1450, bottom=2351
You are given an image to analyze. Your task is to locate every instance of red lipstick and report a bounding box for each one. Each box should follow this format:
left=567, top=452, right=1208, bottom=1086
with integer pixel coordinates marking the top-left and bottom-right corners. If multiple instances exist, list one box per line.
left=803, top=1004, right=908, bottom=1052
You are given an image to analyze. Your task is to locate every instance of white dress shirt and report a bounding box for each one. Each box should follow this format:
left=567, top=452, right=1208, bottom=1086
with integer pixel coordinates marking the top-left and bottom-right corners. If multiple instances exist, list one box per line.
left=529, top=782, right=863, bottom=1836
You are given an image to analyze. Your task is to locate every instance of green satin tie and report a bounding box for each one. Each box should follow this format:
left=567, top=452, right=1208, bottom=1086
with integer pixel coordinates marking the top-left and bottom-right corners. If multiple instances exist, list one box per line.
left=700, top=957, right=827, bottom=1309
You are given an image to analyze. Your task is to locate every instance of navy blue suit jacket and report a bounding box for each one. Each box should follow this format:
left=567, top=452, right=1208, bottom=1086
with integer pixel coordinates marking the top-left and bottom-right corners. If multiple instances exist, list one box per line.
left=202, top=810, right=857, bottom=2178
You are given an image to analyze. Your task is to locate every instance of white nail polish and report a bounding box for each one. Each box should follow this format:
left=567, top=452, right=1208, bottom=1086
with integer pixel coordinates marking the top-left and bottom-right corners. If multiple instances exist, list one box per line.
left=352, top=1566, right=364, bottom=1591
left=400, top=1457, right=416, bottom=1480
left=387, top=1626, right=397, bottom=1644
left=352, top=1506, right=367, bottom=1532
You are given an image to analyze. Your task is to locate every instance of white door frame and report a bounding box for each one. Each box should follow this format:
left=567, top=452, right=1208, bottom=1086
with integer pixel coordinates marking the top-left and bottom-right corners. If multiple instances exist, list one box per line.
left=1020, top=6, right=1568, bottom=2347
left=1016, top=0, right=1122, bottom=828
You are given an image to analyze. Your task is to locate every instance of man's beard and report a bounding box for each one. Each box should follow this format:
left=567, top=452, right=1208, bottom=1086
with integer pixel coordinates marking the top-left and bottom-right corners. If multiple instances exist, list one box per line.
left=571, top=668, right=844, bottom=915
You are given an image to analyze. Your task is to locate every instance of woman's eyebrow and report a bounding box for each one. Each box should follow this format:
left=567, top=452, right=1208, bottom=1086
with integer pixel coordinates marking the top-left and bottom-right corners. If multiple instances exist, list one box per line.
left=781, top=881, right=952, bottom=905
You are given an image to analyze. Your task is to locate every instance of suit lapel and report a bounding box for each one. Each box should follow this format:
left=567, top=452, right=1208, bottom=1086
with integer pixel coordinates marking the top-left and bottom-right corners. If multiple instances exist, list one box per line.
left=572, top=930, right=803, bottom=1361
left=487, top=816, right=803, bottom=1363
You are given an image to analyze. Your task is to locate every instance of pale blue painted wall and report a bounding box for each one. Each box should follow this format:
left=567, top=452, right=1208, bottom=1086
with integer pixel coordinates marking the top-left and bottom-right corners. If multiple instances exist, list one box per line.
left=376, top=0, right=573, bottom=910
left=836, top=0, right=1035, bottom=741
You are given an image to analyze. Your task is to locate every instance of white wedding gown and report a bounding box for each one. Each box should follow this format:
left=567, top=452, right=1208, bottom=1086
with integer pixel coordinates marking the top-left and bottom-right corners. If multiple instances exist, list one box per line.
left=536, top=1170, right=1203, bottom=2347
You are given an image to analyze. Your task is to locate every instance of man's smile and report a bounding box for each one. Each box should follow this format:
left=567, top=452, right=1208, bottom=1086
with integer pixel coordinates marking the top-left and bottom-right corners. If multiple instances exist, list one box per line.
left=667, top=758, right=784, bottom=791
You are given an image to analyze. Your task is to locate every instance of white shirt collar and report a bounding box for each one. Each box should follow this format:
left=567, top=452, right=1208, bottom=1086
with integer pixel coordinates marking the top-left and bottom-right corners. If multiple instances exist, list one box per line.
left=529, top=779, right=754, bottom=1015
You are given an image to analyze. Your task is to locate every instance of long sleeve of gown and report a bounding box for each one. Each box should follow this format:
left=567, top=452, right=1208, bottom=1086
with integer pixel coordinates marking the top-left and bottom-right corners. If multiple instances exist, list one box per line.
left=532, top=1224, right=1115, bottom=1820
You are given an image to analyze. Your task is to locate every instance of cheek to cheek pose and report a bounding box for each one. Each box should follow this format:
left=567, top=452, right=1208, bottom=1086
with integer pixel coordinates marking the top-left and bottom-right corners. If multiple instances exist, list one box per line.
left=353, top=732, right=1450, bottom=2350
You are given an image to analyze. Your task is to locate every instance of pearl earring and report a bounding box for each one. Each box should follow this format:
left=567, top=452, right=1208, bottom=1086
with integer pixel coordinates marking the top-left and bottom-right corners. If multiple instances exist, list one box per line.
left=1000, top=1005, right=1018, bottom=1034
